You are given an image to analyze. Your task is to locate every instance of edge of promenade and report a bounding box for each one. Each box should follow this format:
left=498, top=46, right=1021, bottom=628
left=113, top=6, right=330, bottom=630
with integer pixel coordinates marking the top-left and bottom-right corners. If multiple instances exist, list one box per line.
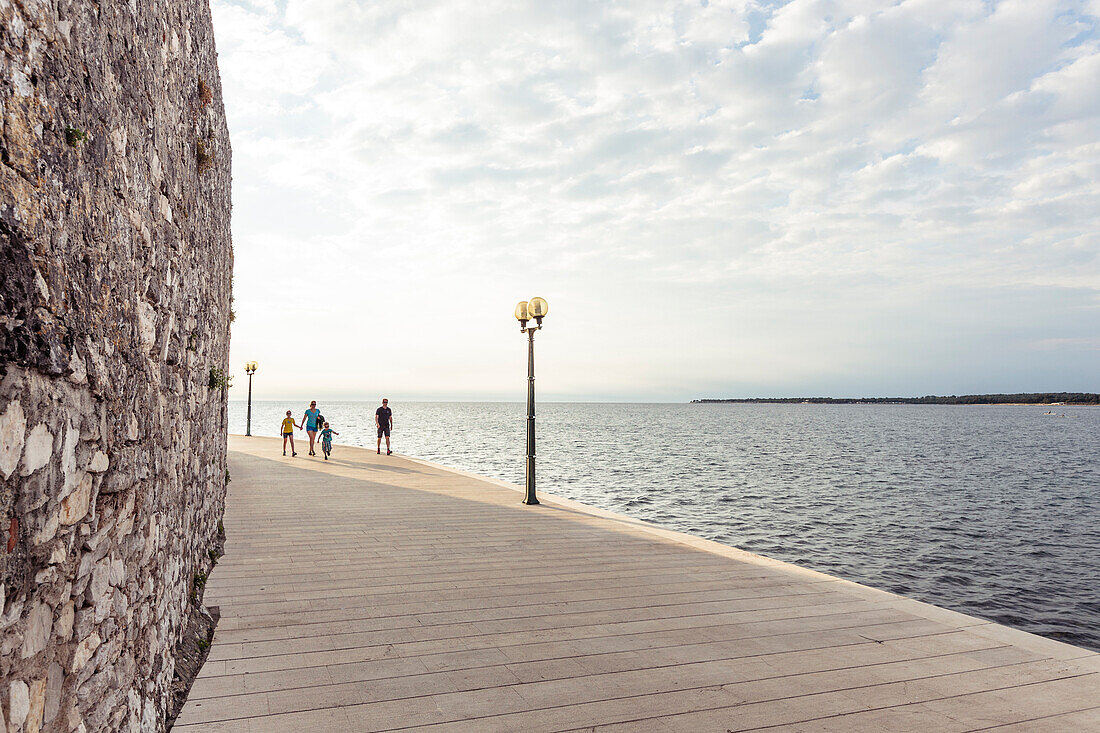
left=393, top=446, right=1099, bottom=667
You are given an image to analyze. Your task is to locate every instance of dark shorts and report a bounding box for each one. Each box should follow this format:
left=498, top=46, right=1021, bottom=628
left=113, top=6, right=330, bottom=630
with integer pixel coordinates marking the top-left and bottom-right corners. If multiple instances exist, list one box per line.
left=282, top=432, right=293, bottom=438
left=377, top=425, right=391, bottom=438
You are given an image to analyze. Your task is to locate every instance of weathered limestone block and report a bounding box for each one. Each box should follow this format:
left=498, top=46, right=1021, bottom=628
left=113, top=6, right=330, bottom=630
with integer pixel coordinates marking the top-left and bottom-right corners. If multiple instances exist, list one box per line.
left=69, top=634, right=100, bottom=674
left=1, top=0, right=232, bottom=726
left=43, top=663, right=62, bottom=725
left=0, top=596, right=23, bottom=629
left=30, top=513, right=58, bottom=547
left=25, top=678, right=45, bottom=733
left=53, top=603, right=73, bottom=642
left=57, top=476, right=91, bottom=526
left=18, top=425, right=51, bottom=477
left=20, top=603, right=51, bottom=659
left=85, top=453, right=107, bottom=474
left=8, top=680, right=28, bottom=730
left=0, top=401, right=25, bottom=478
left=57, top=427, right=80, bottom=501
left=85, top=561, right=110, bottom=612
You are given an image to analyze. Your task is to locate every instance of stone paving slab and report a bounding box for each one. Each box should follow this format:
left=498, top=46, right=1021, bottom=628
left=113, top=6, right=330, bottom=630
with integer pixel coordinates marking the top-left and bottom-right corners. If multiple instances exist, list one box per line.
left=174, top=435, right=1100, bottom=732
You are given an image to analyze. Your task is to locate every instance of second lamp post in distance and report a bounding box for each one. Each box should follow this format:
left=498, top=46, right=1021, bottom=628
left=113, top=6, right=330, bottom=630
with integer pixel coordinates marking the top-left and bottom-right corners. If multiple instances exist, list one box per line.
left=245, top=361, right=258, bottom=436
left=514, top=297, right=549, bottom=505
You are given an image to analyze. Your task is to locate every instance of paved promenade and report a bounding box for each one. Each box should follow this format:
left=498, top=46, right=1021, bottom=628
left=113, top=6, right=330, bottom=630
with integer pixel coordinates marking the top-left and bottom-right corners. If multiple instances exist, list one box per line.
left=175, top=436, right=1100, bottom=732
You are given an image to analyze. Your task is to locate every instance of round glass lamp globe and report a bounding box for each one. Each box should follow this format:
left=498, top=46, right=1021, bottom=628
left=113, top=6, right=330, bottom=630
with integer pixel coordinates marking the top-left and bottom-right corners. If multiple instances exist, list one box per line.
left=514, top=301, right=530, bottom=321
left=528, top=297, right=549, bottom=318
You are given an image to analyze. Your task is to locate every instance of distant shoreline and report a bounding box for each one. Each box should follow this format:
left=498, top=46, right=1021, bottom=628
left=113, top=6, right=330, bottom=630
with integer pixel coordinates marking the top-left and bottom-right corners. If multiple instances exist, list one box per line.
left=692, top=393, right=1100, bottom=406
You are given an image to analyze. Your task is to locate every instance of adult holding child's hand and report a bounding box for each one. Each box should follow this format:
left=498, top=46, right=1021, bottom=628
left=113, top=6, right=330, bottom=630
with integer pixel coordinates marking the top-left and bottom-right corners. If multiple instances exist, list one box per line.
left=302, top=400, right=321, bottom=456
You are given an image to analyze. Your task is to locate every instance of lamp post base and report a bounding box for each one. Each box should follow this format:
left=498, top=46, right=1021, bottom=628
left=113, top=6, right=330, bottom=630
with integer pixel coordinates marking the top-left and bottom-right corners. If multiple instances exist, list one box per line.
left=524, top=451, right=538, bottom=504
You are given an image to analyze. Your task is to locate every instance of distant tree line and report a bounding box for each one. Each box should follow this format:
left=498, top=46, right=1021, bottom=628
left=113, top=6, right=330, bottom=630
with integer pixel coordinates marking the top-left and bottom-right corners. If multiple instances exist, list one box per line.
left=692, top=393, right=1100, bottom=405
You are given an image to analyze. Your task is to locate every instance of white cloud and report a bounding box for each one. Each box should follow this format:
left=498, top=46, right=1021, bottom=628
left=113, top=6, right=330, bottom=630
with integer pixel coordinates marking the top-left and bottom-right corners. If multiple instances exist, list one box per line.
left=212, top=0, right=1100, bottom=400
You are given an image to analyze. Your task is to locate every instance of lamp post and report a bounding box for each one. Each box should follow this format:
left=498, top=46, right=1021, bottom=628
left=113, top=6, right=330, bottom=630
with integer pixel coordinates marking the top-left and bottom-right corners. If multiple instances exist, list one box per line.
left=514, top=297, right=548, bottom=505
left=244, top=361, right=258, bottom=436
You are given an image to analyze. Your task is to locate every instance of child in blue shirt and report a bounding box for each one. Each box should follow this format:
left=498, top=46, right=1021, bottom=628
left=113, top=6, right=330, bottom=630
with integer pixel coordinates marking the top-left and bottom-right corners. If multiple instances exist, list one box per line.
left=320, top=422, right=339, bottom=460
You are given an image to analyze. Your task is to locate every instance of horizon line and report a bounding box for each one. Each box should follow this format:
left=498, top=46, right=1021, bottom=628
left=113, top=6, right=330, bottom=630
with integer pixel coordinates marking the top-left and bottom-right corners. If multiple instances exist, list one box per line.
left=227, top=391, right=1099, bottom=405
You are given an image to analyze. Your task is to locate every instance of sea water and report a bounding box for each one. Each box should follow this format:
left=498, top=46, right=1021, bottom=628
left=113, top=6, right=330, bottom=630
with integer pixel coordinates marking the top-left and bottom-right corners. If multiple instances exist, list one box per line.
left=228, top=400, right=1100, bottom=651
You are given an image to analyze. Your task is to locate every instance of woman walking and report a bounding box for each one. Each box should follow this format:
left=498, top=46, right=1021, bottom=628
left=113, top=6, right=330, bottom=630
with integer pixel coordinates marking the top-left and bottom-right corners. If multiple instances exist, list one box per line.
left=302, top=400, right=321, bottom=456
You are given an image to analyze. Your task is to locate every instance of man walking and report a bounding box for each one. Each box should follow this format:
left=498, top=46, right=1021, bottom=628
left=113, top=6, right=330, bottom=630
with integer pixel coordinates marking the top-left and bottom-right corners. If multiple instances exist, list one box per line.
left=376, top=398, right=393, bottom=455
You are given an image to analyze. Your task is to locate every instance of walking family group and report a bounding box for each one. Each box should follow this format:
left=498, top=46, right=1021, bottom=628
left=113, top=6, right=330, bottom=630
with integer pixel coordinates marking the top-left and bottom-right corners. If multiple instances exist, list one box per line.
left=279, top=399, right=394, bottom=459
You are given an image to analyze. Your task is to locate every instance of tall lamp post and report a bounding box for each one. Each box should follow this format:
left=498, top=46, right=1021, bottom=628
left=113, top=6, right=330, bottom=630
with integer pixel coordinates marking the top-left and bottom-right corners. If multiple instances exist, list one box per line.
left=244, top=361, right=258, bottom=436
left=514, top=297, right=549, bottom=505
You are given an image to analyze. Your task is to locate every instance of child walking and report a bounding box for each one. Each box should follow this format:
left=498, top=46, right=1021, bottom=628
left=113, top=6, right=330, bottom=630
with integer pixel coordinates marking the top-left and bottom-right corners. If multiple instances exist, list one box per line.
left=320, top=422, right=339, bottom=460
left=281, top=410, right=300, bottom=456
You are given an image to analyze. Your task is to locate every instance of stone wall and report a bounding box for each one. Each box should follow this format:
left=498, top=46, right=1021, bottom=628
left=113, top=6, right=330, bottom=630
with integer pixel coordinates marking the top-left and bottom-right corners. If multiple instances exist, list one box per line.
left=0, top=0, right=232, bottom=728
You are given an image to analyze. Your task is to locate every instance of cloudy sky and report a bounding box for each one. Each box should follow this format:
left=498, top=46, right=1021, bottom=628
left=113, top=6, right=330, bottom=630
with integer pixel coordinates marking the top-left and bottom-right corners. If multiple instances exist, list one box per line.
left=214, top=0, right=1100, bottom=401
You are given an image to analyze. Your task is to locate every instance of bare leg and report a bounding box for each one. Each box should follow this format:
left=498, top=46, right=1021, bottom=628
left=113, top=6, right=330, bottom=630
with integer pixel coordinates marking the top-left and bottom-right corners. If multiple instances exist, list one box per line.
left=308, top=430, right=317, bottom=454
left=282, top=435, right=288, bottom=454
left=377, top=435, right=381, bottom=453
left=289, top=435, right=296, bottom=456
left=385, top=434, right=392, bottom=454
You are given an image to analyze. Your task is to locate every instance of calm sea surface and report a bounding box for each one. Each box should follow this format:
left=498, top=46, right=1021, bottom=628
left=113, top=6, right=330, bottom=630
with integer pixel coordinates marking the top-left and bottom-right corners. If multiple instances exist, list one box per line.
left=228, top=400, right=1100, bottom=651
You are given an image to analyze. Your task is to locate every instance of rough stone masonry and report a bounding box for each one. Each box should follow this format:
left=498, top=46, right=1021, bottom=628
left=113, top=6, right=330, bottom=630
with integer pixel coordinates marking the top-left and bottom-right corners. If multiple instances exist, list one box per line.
left=0, top=0, right=232, bottom=728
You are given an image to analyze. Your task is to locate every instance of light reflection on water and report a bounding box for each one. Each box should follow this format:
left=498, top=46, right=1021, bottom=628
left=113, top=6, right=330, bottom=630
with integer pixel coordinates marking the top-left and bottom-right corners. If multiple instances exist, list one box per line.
left=229, top=400, right=1100, bottom=651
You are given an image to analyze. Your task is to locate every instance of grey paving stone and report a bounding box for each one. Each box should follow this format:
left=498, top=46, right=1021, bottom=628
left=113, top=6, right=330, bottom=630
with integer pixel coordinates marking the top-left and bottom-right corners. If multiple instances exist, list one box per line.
left=175, top=436, right=1100, bottom=731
